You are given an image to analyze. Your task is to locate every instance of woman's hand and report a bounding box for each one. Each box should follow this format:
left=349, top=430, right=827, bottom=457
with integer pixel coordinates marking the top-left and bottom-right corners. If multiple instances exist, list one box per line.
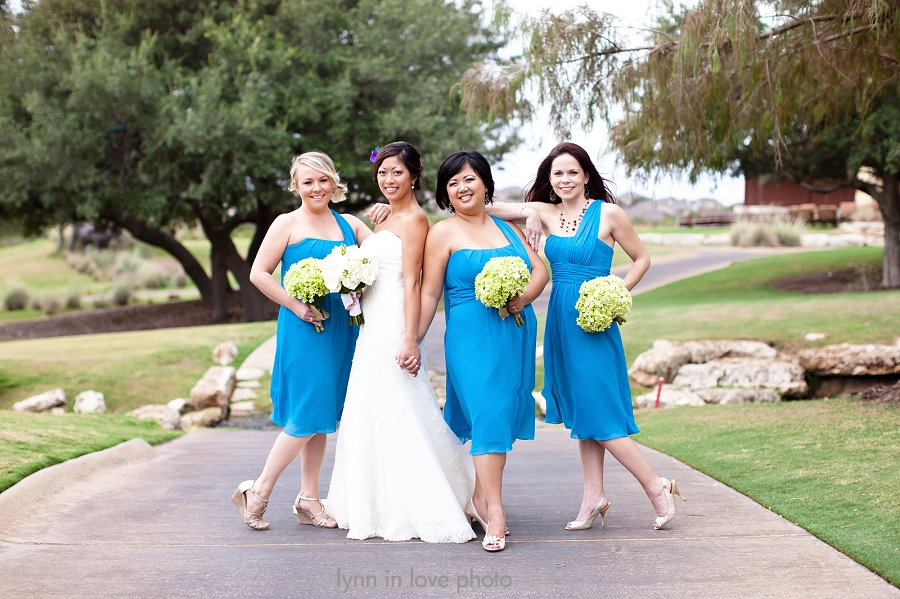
left=506, top=294, right=527, bottom=316
left=363, top=203, right=391, bottom=225
left=523, top=208, right=542, bottom=252
left=291, top=300, right=324, bottom=328
left=396, top=340, right=422, bottom=377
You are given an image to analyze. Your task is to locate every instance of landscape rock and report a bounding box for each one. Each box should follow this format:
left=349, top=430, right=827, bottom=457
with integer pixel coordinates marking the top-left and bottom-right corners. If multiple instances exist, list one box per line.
left=212, top=341, right=239, bottom=366
left=128, top=405, right=181, bottom=430
left=638, top=233, right=663, bottom=246
left=635, top=385, right=705, bottom=409
left=864, top=236, right=884, bottom=247
left=840, top=221, right=884, bottom=236
left=190, top=366, right=236, bottom=411
left=230, top=388, right=258, bottom=402
left=73, top=390, right=106, bottom=414
left=229, top=400, right=258, bottom=413
left=180, top=406, right=225, bottom=428
left=827, top=234, right=866, bottom=247
left=673, top=357, right=808, bottom=398
left=236, top=367, right=266, bottom=381
left=694, top=388, right=781, bottom=404
left=680, top=339, right=776, bottom=363
left=662, top=233, right=705, bottom=246
left=166, top=398, right=188, bottom=414
left=50, top=407, right=67, bottom=415
left=13, top=388, right=66, bottom=413
left=805, top=333, right=826, bottom=341
left=628, top=340, right=692, bottom=386
left=236, top=380, right=260, bottom=388
left=800, top=233, right=830, bottom=247
left=703, top=233, right=732, bottom=246
left=798, top=344, right=900, bottom=376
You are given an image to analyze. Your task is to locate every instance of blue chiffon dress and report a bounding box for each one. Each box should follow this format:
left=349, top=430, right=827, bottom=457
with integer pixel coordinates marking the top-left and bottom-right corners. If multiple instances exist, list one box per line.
left=543, top=200, right=639, bottom=441
left=269, top=211, right=359, bottom=437
left=443, top=217, right=537, bottom=455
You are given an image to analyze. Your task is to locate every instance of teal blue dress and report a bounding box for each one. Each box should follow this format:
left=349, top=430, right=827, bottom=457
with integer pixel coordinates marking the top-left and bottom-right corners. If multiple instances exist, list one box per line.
left=543, top=201, right=638, bottom=441
left=269, top=211, right=358, bottom=437
left=443, top=217, right=537, bottom=455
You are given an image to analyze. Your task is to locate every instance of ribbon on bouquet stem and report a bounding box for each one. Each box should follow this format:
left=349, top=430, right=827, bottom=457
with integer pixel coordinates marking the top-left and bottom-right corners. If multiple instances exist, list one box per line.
left=341, top=292, right=364, bottom=326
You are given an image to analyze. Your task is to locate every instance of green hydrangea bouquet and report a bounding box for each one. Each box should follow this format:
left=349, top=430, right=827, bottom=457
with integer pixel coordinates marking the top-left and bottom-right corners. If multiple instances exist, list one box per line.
left=474, top=256, right=531, bottom=326
left=575, top=275, right=632, bottom=333
left=283, top=258, right=330, bottom=332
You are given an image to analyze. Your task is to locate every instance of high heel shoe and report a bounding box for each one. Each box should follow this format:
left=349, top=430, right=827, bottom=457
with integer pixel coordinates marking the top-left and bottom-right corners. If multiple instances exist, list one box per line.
left=653, top=477, right=687, bottom=530
left=482, top=522, right=507, bottom=553
left=293, top=494, right=337, bottom=528
left=566, top=494, right=611, bottom=530
left=231, top=480, right=269, bottom=530
left=465, top=499, right=509, bottom=536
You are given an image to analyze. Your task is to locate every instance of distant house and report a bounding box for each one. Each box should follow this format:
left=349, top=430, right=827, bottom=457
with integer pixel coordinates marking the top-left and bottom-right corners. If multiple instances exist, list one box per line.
left=744, top=176, right=855, bottom=206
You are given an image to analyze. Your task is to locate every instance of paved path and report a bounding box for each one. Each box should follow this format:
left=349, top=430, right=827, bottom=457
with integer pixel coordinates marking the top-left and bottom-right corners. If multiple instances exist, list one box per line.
left=1, top=428, right=895, bottom=598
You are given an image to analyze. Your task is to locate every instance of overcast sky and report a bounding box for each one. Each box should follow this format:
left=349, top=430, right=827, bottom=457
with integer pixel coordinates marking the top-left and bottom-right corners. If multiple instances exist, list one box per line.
left=7, top=0, right=745, bottom=204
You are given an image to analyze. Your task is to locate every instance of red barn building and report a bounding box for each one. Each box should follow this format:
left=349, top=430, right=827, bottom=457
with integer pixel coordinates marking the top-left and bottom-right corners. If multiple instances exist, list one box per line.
left=744, top=177, right=855, bottom=206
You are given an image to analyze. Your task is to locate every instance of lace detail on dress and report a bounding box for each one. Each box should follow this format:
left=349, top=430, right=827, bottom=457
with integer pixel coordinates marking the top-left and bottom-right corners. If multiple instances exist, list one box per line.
left=325, top=231, right=476, bottom=543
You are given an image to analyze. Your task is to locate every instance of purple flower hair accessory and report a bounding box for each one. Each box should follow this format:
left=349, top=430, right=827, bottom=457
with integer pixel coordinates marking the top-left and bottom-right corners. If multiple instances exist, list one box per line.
left=369, top=147, right=381, bottom=164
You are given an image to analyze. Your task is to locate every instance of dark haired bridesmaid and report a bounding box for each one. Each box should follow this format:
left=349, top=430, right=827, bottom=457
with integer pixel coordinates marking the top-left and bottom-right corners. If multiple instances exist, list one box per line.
left=488, top=142, right=686, bottom=531
left=417, top=150, right=549, bottom=551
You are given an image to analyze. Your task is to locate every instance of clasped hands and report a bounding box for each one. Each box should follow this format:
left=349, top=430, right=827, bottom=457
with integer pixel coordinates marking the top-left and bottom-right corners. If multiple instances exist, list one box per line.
left=396, top=340, right=421, bottom=378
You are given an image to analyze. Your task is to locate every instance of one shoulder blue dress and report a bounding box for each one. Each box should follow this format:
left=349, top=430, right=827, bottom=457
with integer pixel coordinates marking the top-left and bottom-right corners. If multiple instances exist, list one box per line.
left=442, top=217, right=537, bottom=455
left=543, top=200, right=638, bottom=441
left=269, top=210, right=359, bottom=437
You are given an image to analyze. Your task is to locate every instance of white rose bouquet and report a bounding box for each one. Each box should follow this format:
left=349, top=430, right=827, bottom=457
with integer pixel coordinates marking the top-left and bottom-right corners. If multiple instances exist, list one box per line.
left=474, top=256, right=531, bottom=326
left=575, top=275, right=632, bottom=333
left=319, top=244, right=379, bottom=326
left=283, top=258, right=330, bottom=333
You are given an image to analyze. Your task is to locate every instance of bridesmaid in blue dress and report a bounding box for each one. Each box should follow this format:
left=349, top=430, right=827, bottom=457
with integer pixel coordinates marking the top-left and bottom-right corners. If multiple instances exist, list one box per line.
left=232, top=151, right=372, bottom=531
left=489, top=142, right=686, bottom=531
left=418, top=151, right=549, bottom=551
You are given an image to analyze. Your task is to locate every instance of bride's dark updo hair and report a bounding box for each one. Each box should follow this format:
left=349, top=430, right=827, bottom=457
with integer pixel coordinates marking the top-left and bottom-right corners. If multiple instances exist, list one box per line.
left=435, top=150, right=495, bottom=211
left=525, top=142, right=615, bottom=204
left=372, top=141, right=424, bottom=190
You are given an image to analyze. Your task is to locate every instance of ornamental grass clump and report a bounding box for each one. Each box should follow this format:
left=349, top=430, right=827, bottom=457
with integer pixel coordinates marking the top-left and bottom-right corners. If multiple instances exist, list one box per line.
left=4, top=285, right=29, bottom=311
left=283, top=258, right=330, bottom=332
left=474, top=256, right=531, bottom=326
left=575, top=275, right=632, bottom=333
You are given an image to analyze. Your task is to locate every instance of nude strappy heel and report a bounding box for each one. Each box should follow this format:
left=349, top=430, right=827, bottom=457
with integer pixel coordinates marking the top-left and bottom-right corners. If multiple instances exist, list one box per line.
left=232, top=480, right=269, bottom=531
left=566, top=494, right=611, bottom=530
left=465, top=499, right=509, bottom=536
left=654, top=477, right=687, bottom=530
left=293, top=494, right=338, bottom=528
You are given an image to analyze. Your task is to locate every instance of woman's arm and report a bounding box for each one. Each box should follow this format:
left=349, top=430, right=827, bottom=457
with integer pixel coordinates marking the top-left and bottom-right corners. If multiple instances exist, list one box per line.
left=395, top=212, right=430, bottom=374
left=506, top=224, right=550, bottom=315
left=417, top=222, right=452, bottom=345
left=249, top=215, right=324, bottom=327
left=486, top=203, right=546, bottom=252
left=605, top=204, right=650, bottom=291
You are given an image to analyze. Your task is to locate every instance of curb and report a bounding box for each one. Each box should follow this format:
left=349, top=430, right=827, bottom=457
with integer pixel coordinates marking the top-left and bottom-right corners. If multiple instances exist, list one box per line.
left=0, top=438, right=158, bottom=538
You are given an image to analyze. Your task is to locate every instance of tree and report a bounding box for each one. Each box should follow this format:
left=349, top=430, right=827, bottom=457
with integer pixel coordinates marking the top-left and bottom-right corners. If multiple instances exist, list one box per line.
left=461, top=1, right=900, bottom=288
left=1, top=0, right=515, bottom=320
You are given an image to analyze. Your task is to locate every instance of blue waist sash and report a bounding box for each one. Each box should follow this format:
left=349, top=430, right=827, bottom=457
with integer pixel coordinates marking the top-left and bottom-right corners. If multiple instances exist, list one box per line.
left=550, top=263, right=608, bottom=285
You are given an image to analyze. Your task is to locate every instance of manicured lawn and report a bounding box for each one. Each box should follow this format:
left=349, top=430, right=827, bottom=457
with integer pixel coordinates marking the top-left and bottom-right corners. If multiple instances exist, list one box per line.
left=0, top=238, right=111, bottom=299
left=634, top=398, right=900, bottom=587
left=620, top=247, right=898, bottom=368
left=0, top=411, right=182, bottom=493
left=0, top=322, right=276, bottom=413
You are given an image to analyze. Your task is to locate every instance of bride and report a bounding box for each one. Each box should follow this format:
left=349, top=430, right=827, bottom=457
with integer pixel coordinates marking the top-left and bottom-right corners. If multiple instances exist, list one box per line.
left=325, top=142, right=476, bottom=543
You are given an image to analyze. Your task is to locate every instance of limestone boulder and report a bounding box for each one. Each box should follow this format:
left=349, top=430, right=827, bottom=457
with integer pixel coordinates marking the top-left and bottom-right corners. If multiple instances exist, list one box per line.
left=681, top=340, right=776, bottom=363
left=628, top=340, right=692, bottom=386
left=212, top=341, right=239, bottom=366
left=800, top=234, right=830, bottom=247
left=229, top=400, right=257, bottom=413
left=236, top=366, right=266, bottom=381
left=236, top=380, right=260, bottom=389
left=673, top=357, right=808, bottom=398
left=73, top=390, right=106, bottom=414
left=13, top=388, right=66, bottom=413
left=128, top=405, right=181, bottom=430
left=663, top=233, right=706, bottom=246
left=166, top=398, right=188, bottom=414
left=828, top=234, right=866, bottom=247
left=181, top=406, right=225, bottom=428
left=635, top=385, right=705, bottom=409
left=798, top=344, right=900, bottom=376
left=190, top=366, right=236, bottom=411
left=639, top=233, right=663, bottom=246
left=703, top=233, right=733, bottom=246
left=694, top=388, right=780, bottom=404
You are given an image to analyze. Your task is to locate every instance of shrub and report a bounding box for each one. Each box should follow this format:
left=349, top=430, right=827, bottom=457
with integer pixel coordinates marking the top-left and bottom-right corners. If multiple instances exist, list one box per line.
left=138, top=262, right=169, bottom=289
left=29, top=295, right=43, bottom=310
left=3, top=286, right=29, bottom=311
left=112, top=285, right=131, bottom=306
left=731, top=220, right=805, bottom=247
left=65, top=289, right=82, bottom=310
left=173, top=273, right=188, bottom=288
left=774, top=224, right=802, bottom=246
left=93, top=298, right=110, bottom=309
left=42, top=297, right=61, bottom=316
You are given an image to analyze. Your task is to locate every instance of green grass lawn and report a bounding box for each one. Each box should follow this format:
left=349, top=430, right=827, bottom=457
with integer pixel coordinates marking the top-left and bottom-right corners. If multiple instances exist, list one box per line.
left=0, top=321, right=276, bottom=413
left=0, top=411, right=182, bottom=493
left=0, top=238, right=111, bottom=299
left=634, top=226, right=733, bottom=235
left=635, top=398, right=900, bottom=587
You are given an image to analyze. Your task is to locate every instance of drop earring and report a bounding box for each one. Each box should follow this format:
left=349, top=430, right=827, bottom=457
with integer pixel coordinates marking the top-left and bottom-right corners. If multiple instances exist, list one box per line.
left=484, top=191, right=491, bottom=205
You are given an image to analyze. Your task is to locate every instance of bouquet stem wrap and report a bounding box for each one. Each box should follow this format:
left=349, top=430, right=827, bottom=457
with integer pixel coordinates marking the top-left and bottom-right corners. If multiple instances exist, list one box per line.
left=474, top=256, right=531, bottom=327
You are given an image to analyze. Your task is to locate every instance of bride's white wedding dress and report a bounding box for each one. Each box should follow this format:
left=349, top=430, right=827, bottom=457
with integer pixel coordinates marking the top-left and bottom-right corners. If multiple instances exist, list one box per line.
left=325, top=230, right=476, bottom=543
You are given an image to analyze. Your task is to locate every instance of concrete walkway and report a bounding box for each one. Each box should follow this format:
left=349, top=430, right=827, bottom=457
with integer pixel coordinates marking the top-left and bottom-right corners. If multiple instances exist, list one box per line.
left=0, top=428, right=895, bottom=597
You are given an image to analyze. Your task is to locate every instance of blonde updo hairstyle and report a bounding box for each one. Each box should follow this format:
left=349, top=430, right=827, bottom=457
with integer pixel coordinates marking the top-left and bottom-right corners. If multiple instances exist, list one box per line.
left=290, top=151, right=348, bottom=203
